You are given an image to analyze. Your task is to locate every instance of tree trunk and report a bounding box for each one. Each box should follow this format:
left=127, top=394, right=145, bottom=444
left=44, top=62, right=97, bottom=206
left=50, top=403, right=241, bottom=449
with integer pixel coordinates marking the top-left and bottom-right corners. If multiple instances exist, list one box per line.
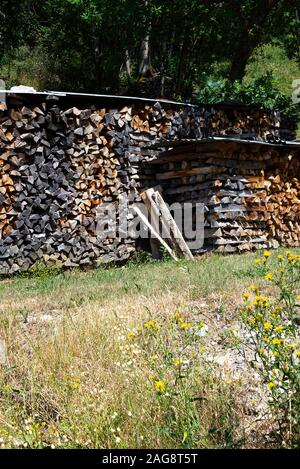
left=228, top=0, right=281, bottom=82
left=296, top=7, right=300, bottom=62
left=159, top=39, right=167, bottom=96
left=93, top=35, right=102, bottom=91
left=138, top=34, right=152, bottom=76
left=175, top=25, right=189, bottom=96
left=125, top=49, right=132, bottom=79
left=229, top=39, right=255, bottom=81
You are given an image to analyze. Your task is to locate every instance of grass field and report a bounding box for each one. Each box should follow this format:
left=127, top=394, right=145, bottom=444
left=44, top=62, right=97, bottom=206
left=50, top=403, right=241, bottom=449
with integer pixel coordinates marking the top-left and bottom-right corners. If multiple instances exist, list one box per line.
left=0, top=249, right=299, bottom=449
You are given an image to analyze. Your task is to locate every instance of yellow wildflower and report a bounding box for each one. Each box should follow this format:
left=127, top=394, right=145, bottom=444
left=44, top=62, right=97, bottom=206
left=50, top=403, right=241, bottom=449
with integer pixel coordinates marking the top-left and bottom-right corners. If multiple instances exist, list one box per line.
left=264, top=273, right=273, bottom=281
left=174, top=312, right=184, bottom=323
left=154, top=380, right=166, bottom=394
left=263, top=322, right=272, bottom=330
left=258, top=348, right=265, bottom=355
left=174, top=358, right=181, bottom=366
left=256, top=296, right=269, bottom=308
left=247, top=316, right=256, bottom=326
left=144, top=320, right=160, bottom=331
left=267, top=382, right=276, bottom=389
left=263, top=251, right=271, bottom=258
left=180, top=322, right=191, bottom=329
left=286, top=251, right=294, bottom=263
left=255, top=258, right=261, bottom=265
left=144, top=320, right=155, bottom=327
left=277, top=254, right=283, bottom=261
left=198, top=321, right=207, bottom=328
left=253, top=295, right=262, bottom=306
left=275, top=325, right=284, bottom=333
left=272, top=338, right=281, bottom=345
left=248, top=285, right=259, bottom=292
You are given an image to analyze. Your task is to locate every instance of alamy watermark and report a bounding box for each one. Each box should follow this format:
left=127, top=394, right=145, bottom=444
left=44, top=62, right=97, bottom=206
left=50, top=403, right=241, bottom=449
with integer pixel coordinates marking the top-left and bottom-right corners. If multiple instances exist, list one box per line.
left=292, top=79, right=300, bottom=104
left=95, top=196, right=204, bottom=251
left=0, top=79, right=6, bottom=105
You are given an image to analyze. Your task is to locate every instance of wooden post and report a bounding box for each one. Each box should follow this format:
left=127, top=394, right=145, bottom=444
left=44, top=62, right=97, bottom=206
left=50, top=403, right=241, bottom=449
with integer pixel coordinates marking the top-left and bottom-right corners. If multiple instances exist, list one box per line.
left=140, top=188, right=170, bottom=258
left=151, top=190, right=194, bottom=260
left=132, top=205, right=178, bottom=260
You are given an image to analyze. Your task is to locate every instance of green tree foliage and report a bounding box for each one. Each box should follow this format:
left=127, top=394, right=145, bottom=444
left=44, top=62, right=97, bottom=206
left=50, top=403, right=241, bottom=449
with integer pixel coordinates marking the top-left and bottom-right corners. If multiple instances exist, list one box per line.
left=0, top=0, right=299, bottom=123
left=0, top=0, right=39, bottom=60
left=196, top=73, right=300, bottom=122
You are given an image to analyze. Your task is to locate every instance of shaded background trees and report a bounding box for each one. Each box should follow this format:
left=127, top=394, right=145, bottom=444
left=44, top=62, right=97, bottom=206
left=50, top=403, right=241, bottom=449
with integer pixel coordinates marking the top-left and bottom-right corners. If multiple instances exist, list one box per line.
left=0, top=0, right=299, bottom=126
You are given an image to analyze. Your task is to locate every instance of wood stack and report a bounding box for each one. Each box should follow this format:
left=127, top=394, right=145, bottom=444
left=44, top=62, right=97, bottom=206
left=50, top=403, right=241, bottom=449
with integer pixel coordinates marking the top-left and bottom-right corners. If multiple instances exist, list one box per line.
left=145, top=141, right=300, bottom=253
left=0, top=94, right=296, bottom=273
left=246, top=175, right=300, bottom=247
left=0, top=101, right=138, bottom=274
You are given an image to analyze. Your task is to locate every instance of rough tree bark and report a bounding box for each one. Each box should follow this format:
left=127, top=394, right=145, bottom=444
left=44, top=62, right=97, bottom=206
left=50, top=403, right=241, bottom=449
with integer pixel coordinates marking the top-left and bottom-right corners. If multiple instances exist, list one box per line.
left=138, top=33, right=152, bottom=76
left=229, top=0, right=281, bottom=82
left=125, top=48, right=132, bottom=79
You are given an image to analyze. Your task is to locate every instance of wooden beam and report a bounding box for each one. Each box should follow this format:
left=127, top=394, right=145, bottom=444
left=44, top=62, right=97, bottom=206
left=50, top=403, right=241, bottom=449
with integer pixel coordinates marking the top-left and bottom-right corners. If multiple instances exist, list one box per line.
left=151, top=190, right=194, bottom=260
left=132, top=205, right=178, bottom=260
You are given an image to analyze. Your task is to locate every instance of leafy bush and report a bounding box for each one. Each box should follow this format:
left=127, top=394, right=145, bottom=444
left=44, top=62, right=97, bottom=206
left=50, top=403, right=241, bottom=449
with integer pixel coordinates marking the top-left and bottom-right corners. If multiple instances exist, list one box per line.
left=241, top=251, right=300, bottom=448
left=196, top=72, right=300, bottom=124
left=126, top=311, right=241, bottom=448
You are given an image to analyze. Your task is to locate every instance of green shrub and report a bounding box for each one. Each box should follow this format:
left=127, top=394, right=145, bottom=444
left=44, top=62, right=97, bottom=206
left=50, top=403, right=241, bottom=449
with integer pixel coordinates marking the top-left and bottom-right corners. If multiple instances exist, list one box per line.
left=195, top=72, right=300, bottom=125
left=241, top=251, right=300, bottom=448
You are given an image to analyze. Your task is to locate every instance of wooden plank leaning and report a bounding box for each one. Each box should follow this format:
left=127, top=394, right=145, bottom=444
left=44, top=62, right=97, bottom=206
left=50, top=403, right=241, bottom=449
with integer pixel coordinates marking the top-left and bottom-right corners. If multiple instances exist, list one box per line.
left=151, top=190, right=194, bottom=260
left=132, top=205, right=178, bottom=261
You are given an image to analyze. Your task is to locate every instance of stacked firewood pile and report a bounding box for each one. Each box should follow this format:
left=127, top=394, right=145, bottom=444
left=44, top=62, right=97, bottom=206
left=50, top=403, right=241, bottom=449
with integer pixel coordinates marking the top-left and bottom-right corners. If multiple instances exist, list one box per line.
left=146, top=141, right=300, bottom=253
left=127, top=102, right=284, bottom=144
left=0, top=100, right=138, bottom=274
left=0, top=94, right=296, bottom=273
left=246, top=174, right=300, bottom=247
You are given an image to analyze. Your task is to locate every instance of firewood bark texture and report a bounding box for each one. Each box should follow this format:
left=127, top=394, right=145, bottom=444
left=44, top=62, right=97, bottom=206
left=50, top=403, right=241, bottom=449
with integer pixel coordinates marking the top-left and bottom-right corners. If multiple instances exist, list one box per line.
left=0, top=94, right=297, bottom=273
left=145, top=141, right=300, bottom=254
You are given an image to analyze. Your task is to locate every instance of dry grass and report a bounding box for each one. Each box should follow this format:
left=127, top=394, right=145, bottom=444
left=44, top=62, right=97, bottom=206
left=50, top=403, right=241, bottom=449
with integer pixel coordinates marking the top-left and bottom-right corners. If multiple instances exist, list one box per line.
left=0, top=249, right=299, bottom=448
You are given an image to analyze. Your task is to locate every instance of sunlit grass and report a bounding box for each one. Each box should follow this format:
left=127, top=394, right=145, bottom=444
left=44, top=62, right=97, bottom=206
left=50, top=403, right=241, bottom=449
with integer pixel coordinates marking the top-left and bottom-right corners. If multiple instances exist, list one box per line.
left=0, top=249, right=299, bottom=448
